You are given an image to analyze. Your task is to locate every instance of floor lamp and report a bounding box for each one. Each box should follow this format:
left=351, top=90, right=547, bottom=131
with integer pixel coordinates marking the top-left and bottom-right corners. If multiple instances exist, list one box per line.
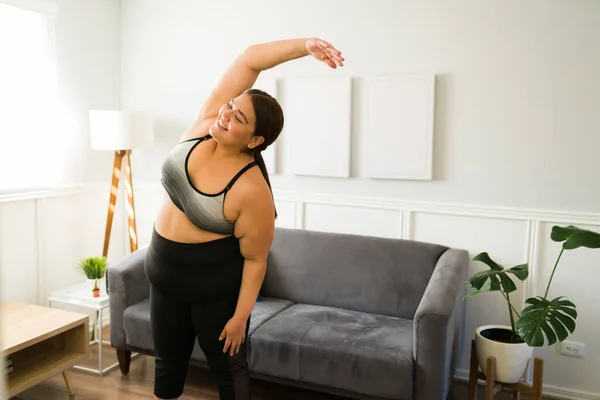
left=89, top=110, right=154, bottom=259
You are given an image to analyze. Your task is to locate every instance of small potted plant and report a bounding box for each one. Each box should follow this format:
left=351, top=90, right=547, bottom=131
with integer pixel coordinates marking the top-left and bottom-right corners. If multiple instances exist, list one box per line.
left=466, top=225, right=600, bottom=383
left=78, top=256, right=107, bottom=297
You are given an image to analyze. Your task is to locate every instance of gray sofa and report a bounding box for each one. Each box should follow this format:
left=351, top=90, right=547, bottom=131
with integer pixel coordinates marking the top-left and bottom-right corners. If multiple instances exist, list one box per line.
left=108, top=227, right=469, bottom=400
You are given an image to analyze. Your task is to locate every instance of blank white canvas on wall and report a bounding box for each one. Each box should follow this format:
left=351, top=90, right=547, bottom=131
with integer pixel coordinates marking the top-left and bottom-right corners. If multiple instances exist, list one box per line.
left=252, top=77, right=278, bottom=174
left=285, top=77, right=352, bottom=178
left=364, top=74, right=435, bottom=180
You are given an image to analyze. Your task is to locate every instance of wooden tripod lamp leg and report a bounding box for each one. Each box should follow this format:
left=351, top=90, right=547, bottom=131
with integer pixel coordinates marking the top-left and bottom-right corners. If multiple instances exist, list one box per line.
left=123, top=150, right=138, bottom=252
left=102, top=150, right=124, bottom=258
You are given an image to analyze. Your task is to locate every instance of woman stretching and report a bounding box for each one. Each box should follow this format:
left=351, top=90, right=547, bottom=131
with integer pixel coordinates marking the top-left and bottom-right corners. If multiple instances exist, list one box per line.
left=144, top=37, right=344, bottom=400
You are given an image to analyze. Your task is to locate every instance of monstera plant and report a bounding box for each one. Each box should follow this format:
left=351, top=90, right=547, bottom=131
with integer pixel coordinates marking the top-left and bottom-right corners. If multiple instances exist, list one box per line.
left=466, top=252, right=528, bottom=341
left=517, top=225, right=600, bottom=346
left=466, top=225, right=600, bottom=383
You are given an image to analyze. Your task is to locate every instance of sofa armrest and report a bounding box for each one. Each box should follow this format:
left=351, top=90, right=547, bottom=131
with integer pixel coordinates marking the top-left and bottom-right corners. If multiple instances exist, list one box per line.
left=413, top=248, right=469, bottom=400
left=108, top=245, right=150, bottom=350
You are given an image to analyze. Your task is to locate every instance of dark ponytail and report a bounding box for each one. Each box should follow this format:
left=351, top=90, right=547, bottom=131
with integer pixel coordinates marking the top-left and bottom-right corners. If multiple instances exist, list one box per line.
left=253, top=150, right=277, bottom=218
left=245, top=88, right=284, bottom=220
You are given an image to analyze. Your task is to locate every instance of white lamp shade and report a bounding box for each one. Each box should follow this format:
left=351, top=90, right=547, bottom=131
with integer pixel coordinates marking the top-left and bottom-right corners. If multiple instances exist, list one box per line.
left=89, top=110, right=154, bottom=150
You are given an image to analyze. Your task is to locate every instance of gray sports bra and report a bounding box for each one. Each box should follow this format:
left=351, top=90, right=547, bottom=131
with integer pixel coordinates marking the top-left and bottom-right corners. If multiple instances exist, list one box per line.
left=160, top=135, right=257, bottom=235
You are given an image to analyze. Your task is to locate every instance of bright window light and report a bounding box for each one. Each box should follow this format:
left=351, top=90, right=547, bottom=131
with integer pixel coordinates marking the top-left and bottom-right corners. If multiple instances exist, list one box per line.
left=0, top=3, right=65, bottom=192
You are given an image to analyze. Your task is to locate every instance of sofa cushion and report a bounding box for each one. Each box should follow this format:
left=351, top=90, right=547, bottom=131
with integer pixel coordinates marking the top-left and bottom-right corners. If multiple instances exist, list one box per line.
left=263, top=227, right=449, bottom=319
left=191, top=297, right=294, bottom=362
left=250, top=304, right=414, bottom=400
left=246, top=297, right=294, bottom=335
left=122, top=297, right=294, bottom=362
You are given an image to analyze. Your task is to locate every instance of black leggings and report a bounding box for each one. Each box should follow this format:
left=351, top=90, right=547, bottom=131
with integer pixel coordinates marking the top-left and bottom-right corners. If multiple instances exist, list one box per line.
left=145, top=228, right=251, bottom=400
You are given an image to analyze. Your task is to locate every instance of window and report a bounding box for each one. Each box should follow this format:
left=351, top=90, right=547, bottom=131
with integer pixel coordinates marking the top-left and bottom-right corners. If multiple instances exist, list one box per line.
left=0, top=1, right=63, bottom=192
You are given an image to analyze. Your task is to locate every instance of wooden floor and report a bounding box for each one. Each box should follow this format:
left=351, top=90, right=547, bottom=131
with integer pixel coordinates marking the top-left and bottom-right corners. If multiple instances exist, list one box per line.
left=10, top=327, right=545, bottom=400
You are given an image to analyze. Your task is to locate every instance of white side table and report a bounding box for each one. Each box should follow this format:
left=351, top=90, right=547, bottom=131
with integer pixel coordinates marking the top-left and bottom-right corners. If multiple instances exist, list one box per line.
left=48, top=281, right=131, bottom=375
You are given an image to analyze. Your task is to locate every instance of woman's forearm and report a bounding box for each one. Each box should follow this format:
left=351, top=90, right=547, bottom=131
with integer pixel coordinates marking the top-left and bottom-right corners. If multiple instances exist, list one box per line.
left=241, top=39, right=309, bottom=72
left=233, top=259, right=267, bottom=321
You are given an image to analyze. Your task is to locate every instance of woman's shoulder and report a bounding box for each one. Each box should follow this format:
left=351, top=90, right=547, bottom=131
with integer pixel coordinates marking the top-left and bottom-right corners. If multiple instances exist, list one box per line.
left=230, top=174, right=275, bottom=228
left=234, top=164, right=270, bottom=196
left=228, top=165, right=273, bottom=209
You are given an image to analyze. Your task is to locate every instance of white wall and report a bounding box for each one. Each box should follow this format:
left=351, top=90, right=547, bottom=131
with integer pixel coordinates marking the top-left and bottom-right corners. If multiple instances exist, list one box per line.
left=120, top=0, right=600, bottom=398
left=121, top=0, right=599, bottom=214
left=51, top=0, right=122, bottom=184
left=1, top=185, right=127, bottom=304
left=1, top=0, right=120, bottom=191
left=0, top=0, right=122, bottom=190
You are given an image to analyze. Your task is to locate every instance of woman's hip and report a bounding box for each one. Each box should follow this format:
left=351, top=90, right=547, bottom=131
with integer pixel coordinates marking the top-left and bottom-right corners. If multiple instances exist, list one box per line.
left=144, top=228, right=245, bottom=301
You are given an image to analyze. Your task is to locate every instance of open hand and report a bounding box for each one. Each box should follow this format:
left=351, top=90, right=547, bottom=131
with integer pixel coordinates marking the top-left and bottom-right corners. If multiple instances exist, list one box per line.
left=219, top=316, right=247, bottom=356
left=305, top=38, right=344, bottom=69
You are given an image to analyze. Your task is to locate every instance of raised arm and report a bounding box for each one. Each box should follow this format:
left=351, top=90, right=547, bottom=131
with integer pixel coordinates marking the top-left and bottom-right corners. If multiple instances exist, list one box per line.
left=197, top=38, right=344, bottom=122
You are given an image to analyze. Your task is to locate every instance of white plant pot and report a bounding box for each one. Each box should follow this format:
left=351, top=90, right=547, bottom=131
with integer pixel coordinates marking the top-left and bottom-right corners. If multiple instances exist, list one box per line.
left=475, top=324, right=533, bottom=384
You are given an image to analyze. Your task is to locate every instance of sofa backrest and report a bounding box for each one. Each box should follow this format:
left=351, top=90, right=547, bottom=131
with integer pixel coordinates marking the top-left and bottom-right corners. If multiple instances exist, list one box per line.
left=262, top=228, right=449, bottom=320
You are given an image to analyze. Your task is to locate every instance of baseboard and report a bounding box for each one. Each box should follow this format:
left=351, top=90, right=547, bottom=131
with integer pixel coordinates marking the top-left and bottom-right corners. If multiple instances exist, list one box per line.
left=454, top=369, right=600, bottom=400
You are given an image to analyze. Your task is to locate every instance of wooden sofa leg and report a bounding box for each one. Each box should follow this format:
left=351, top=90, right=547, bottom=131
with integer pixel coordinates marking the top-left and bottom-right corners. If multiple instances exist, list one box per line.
left=116, top=350, right=131, bottom=375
